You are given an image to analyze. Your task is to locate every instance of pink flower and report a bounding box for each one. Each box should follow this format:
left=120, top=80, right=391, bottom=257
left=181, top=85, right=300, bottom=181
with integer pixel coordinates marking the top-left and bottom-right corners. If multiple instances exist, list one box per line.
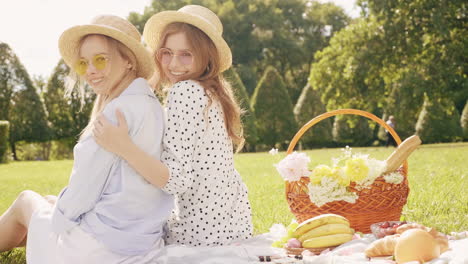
left=275, top=152, right=311, bottom=182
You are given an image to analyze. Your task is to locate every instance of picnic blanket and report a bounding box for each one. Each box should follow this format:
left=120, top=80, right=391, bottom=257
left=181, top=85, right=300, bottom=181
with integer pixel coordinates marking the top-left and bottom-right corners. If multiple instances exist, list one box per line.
left=149, top=232, right=468, bottom=264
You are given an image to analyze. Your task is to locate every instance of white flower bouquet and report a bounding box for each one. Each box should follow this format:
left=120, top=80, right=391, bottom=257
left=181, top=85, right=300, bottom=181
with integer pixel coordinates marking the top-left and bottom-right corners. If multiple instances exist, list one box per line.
left=276, top=146, right=404, bottom=207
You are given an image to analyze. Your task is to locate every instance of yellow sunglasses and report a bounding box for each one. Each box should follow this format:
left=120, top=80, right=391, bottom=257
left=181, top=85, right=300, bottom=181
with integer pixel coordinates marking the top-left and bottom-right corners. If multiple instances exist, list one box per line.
left=74, top=54, right=109, bottom=76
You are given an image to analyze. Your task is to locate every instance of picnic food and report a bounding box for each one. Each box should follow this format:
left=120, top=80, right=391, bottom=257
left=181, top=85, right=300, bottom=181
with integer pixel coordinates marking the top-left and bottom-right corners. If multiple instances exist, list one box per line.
left=302, top=233, right=353, bottom=248
left=396, top=223, right=428, bottom=234
left=365, top=234, right=400, bottom=257
left=372, top=221, right=407, bottom=238
left=283, top=110, right=418, bottom=233
left=286, top=238, right=302, bottom=248
left=365, top=223, right=449, bottom=259
left=383, top=135, right=421, bottom=174
left=397, top=224, right=449, bottom=253
left=394, top=229, right=440, bottom=263
left=298, top=223, right=353, bottom=242
left=293, top=214, right=353, bottom=248
left=293, top=214, right=349, bottom=237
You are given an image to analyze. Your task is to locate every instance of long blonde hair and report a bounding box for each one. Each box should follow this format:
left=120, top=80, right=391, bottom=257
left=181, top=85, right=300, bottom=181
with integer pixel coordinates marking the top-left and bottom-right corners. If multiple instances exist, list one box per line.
left=65, top=34, right=137, bottom=139
left=152, top=22, right=244, bottom=150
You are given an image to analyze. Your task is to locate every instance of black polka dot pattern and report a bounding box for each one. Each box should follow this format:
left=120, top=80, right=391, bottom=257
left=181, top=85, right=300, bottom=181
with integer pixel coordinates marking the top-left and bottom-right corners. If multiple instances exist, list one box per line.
left=161, top=80, right=252, bottom=246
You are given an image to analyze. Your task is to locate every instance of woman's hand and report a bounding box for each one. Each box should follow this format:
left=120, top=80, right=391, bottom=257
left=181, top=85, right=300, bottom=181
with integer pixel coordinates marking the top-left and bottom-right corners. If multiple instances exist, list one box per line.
left=93, top=109, right=131, bottom=157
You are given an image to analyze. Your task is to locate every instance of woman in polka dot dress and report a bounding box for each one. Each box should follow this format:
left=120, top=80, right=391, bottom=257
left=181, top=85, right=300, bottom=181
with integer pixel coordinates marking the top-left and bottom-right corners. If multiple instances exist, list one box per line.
left=92, top=5, right=253, bottom=246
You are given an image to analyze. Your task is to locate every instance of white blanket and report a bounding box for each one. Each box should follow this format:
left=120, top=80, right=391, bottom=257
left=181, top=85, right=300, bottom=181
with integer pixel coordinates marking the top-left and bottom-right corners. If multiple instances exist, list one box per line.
left=149, top=234, right=468, bottom=264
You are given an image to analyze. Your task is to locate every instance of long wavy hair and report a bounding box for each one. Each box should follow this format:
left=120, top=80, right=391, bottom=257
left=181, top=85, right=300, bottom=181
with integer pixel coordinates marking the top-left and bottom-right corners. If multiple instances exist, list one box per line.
left=65, top=34, right=137, bottom=139
left=151, top=22, right=244, bottom=151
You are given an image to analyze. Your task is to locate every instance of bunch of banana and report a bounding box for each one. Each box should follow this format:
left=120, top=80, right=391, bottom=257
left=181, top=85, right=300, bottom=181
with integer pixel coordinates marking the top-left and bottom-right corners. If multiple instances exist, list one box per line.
left=293, top=214, right=354, bottom=248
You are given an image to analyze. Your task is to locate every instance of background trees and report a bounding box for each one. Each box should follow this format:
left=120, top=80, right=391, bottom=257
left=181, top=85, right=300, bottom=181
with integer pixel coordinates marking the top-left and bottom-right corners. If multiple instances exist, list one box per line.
left=43, top=60, right=94, bottom=145
left=310, top=0, right=466, bottom=143
left=0, top=43, right=49, bottom=160
left=251, top=66, right=297, bottom=150
left=1, top=0, right=466, bottom=160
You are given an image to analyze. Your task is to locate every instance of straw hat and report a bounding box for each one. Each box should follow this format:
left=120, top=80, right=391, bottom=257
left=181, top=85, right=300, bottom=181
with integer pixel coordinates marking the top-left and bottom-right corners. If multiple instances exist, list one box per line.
left=59, top=15, right=154, bottom=79
left=143, top=5, right=232, bottom=72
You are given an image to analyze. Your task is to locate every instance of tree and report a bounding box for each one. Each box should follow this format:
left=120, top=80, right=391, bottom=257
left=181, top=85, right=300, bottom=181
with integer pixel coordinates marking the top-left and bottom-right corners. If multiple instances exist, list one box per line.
left=224, top=67, right=257, bottom=151
left=293, top=83, right=332, bottom=148
left=310, top=0, right=467, bottom=143
left=461, top=100, right=468, bottom=141
left=43, top=60, right=94, bottom=144
left=377, top=70, right=426, bottom=141
left=251, top=66, right=297, bottom=149
left=309, top=17, right=388, bottom=112
left=0, top=121, right=9, bottom=163
left=356, top=0, right=467, bottom=109
left=0, top=42, right=50, bottom=160
left=129, top=0, right=350, bottom=102
left=415, top=95, right=463, bottom=143
left=332, top=115, right=374, bottom=146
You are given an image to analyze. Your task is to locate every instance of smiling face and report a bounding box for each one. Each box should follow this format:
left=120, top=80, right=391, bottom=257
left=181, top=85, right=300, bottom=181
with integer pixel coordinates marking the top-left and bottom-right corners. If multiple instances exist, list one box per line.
left=78, top=34, right=129, bottom=95
left=160, top=32, right=196, bottom=84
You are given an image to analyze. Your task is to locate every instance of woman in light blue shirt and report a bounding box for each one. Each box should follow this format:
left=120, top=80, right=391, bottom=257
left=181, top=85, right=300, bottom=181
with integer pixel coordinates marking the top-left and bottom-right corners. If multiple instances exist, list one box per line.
left=0, top=15, right=173, bottom=263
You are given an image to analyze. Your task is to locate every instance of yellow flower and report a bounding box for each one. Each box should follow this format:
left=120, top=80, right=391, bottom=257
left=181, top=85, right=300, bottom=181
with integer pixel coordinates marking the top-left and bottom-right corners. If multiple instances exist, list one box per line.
left=310, top=165, right=332, bottom=184
left=331, top=167, right=351, bottom=186
left=345, top=158, right=369, bottom=182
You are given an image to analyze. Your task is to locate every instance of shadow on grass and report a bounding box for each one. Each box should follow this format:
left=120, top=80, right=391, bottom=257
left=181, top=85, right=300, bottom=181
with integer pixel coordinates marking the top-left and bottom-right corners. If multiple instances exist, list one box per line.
left=0, top=248, right=26, bottom=264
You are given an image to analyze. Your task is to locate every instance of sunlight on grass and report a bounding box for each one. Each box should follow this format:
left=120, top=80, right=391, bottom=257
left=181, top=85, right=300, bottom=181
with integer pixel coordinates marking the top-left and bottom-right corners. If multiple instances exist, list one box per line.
left=0, top=143, right=467, bottom=263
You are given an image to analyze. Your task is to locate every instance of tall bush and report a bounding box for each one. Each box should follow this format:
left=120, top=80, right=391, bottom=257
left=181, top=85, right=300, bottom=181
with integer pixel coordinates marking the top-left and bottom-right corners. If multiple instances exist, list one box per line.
left=251, top=66, right=297, bottom=150
left=461, top=100, right=468, bottom=141
left=224, top=68, right=258, bottom=151
left=415, top=95, right=463, bottom=143
left=0, top=121, right=9, bottom=163
left=293, top=83, right=332, bottom=148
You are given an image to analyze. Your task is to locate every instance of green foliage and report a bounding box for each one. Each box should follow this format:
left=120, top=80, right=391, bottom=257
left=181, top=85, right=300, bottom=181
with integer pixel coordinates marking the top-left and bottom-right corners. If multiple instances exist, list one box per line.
left=0, top=42, right=50, bottom=160
left=311, top=0, right=467, bottom=144
left=43, top=60, right=94, bottom=142
left=224, top=68, right=258, bottom=151
left=251, top=66, right=297, bottom=149
left=415, top=95, right=463, bottom=143
left=13, top=139, right=75, bottom=161
left=377, top=72, right=427, bottom=142
left=293, top=83, right=332, bottom=147
left=9, top=87, right=50, bottom=143
left=461, top=100, right=468, bottom=140
left=310, top=17, right=387, bottom=112
left=332, top=115, right=374, bottom=146
left=0, top=43, right=16, bottom=121
left=1, top=144, right=467, bottom=253
left=0, top=248, right=26, bottom=264
left=0, top=121, right=9, bottom=163
left=129, top=0, right=350, bottom=103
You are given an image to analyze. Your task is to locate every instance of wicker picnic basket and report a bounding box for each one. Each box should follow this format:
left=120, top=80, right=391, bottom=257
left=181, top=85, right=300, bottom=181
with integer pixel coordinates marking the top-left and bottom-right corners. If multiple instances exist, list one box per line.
left=285, top=109, right=410, bottom=233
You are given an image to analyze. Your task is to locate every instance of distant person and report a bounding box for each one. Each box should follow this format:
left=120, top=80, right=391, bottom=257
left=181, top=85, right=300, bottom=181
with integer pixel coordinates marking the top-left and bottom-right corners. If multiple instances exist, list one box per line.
left=386, top=115, right=397, bottom=147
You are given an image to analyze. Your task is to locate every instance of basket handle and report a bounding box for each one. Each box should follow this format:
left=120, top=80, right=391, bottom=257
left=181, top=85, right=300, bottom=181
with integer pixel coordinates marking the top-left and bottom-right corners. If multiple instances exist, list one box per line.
left=286, top=109, right=408, bottom=174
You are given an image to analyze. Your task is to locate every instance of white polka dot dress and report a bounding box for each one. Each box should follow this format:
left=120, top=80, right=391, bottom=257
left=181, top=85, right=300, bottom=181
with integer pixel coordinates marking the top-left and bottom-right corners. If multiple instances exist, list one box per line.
left=161, top=80, right=253, bottom=246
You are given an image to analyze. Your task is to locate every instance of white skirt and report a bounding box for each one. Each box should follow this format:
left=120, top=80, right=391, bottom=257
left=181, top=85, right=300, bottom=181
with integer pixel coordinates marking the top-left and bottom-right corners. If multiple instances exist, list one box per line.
left=26, top=205, right=164, bottom=264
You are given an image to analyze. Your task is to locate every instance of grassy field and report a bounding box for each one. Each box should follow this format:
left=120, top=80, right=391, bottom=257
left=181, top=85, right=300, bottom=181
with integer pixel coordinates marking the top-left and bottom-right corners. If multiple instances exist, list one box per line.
left=1, top=143, right=467, bottom=262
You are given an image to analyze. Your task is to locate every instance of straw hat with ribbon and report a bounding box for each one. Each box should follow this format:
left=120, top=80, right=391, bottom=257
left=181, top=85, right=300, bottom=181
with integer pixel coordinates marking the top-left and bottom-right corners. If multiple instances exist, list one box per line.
left=59, top=15, right=155, bottom=79
left=143, top=5, right=232, bottom=72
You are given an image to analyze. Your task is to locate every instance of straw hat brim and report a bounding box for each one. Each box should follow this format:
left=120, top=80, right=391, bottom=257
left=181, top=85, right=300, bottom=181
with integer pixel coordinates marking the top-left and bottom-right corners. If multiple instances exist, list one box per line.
left=143, top=11, right=232, bottom=72
left=59, top=24, right=155, bottom=79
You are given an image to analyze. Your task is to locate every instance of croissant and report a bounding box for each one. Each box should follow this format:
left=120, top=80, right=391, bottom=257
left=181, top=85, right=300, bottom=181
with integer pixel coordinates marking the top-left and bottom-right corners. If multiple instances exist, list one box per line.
left=365, top=234, right=400, bottom=257
left=396, top=223, right=429, bottom=234
left=428, top=228, right=449, bottom=253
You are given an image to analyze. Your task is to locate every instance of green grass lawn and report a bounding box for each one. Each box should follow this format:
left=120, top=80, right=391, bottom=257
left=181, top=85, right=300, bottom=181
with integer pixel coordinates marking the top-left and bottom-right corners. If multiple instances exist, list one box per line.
left=1, top=143, right=467, bottom=262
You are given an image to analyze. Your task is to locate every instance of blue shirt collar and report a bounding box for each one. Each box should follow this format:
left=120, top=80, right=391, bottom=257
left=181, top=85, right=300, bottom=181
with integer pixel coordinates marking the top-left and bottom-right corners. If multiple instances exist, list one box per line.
left=120, top=78, right=156, bottom=99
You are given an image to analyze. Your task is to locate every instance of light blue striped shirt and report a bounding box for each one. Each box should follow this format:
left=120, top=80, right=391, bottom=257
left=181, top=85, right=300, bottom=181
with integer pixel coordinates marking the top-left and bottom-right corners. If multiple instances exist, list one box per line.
left=51, top=78, right=174, bottom=256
